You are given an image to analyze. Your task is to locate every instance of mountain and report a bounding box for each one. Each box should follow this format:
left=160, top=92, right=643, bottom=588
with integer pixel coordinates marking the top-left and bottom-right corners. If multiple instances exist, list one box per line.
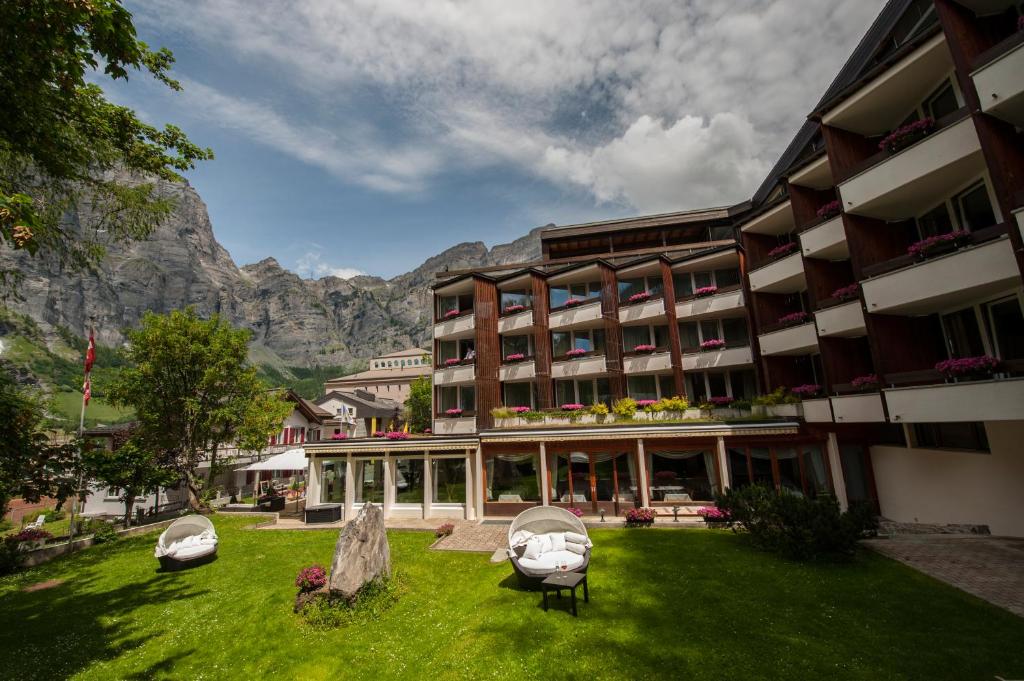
left=0, top=174, right=543, bottom=369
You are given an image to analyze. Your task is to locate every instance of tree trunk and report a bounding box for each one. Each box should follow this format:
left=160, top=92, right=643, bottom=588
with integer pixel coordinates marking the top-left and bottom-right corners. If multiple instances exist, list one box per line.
left=123, top=492, right=136, bottom=528
left=186, top=471, right=204, bottom=512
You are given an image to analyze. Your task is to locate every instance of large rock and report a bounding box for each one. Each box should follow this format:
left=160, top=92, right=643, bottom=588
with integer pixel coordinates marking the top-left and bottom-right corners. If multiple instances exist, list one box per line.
left=328, top=503, right=391, bottom=601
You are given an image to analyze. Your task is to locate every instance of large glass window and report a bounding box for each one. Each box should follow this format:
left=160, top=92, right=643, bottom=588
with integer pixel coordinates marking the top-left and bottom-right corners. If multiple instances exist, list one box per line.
left=775, top=448, right=802, bottom=495
left=503, top=382, right=533, bottom=408
left=394, top=458, right=424, bottom=504
left=623, top=325, right=652, bottom=350
left=679, top=321, right=700, bottom=350
left=502, top=334, right=530, bottom=358
left=728, top=448, right=751, bottom=488
left=437, top=340, right=459, bottom=364
left=459, top=386, right=475, bottom=412
left=729, top=370, right=757, bottom=400
left=320, top=461, right=345, bottom=504
left=432, top=458, right=466, bottom=503
left=354, top=459, right=385, bottom=504
left=555, top=380, right=576, bottom=406
left=987, top=297, right=1024, bottom=360
left=501, top=290, right=531, bottom=311
left=618, top=277, right=646, bottom=300
left=653, top=325, right=671, bottom=348
left=487, top=453, right=541, bottom=502
left=693, top=271, right=713, bottom=289
left=749, top=448, right=773, bottom=486
left=916, top=202, right=954, bottom=239
left=925, top=80, right=959, bottom=120
left=802, top=445, right=830, bottom=497
left=577, top=380, right=595, bottom=406
left=839, top=445, right=872, bottom=504
left=658, top=375, right=676, bottom=399
left=648, top=451, right=719, bottom=501
left=722, top=318, right=749, bottom=346
left=913, top=422, right=990, bottom=452
left=714, top=268, right=741, bottom=289
left=941, top=308, right=986, bottom=358
left=955, top=183, right=995, bottom=232
left=627, top=375, right=658, bottom=401
left=707, top=372, right=727, bottom=398
left=700, top=320, right=720, bottom=343
left=673, top=272, right=693, bottom=298
left=438, top=386, right=458, bottom=412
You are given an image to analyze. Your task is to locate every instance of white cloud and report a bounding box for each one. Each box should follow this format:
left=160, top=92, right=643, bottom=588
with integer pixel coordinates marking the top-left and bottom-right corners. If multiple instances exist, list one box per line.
left=294, top=252, right=366, bottom=280
left=136, top=0, right=887, bottom=212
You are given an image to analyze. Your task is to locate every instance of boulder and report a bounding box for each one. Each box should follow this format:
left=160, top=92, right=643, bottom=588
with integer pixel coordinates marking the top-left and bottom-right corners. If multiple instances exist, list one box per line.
left=328, top=503, right=391, bottom=601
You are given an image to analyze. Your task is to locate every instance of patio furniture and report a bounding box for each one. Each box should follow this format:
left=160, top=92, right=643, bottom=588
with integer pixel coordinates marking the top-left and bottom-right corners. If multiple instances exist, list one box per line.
left=663, top=493, right=692, bottom=502
left=542, top=572, right=589, bottom=616
left=154, top=515, right=218, bottom=571
left=506, top=506, right=592, bottom=590
left=258, top=494, right=286, bottom=512
left=28, top=515, right=45, bottom=529
left=304, top=503, right=342, bottom=524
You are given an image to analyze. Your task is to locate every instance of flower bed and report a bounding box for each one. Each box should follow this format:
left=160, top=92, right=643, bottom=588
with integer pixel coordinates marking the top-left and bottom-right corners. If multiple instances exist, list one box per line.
left=330, top=433, right=349, bottom=440
left=700, top=339, right=726, bottom=351
left=627, top=291, right=652, bottom=304
left=777, top=311, right=809, bottom=327
left=790, top=384, right=822, bottom=399
left=831, top=283, right=859, bottom=302
left=907, top=230, right=968, bottom=259
left=443, top=309, right=461, bottom=320
left=635, top=399, right=658, bottom=410
left=372, top=431, right=386, bottom=438
left=435, top=523, right=455, bottom=538
left=566, top=507, right=584, bottom=518
left=565, top=348, right=587, bottom=358
left=625, top=507, right=655, bottom=527
left=708, top=396, right=735, bottom=407
left=935, top=355, right=1000, bottom=380
left=767, top=242, right=797, bottom=259
left=561, top=403, right=585, bottom=412
left=633, top=344, right=656, bottom=354
left=504, top=353, right=526, bottom=362
left=445, top=408, right=464, bottom=417
left=851, top=374, right=879, bottom=391
left=694, top=285, right=718, bottom=298
left=502, top=304, right=526, bottom=315
left=879, top=117, right=935, bottom=153
left=295, top=565, right=327, bottom=592
left=564, top=298, right=584, bottom=308
left=696, top=507, right=731, bottom=526
left=816, top=200, right=841, bottom=220
left=385, top=431, right=410, bottom=440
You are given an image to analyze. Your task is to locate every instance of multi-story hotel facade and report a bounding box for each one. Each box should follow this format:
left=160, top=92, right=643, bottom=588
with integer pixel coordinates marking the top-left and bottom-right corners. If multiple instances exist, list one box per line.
left=305, top=0, right=1024, bottom=536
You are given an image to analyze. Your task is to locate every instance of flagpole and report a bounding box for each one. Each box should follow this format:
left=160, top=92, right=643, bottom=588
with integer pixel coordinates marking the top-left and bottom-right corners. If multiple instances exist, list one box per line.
left=68, top=322, right=94, bottom=550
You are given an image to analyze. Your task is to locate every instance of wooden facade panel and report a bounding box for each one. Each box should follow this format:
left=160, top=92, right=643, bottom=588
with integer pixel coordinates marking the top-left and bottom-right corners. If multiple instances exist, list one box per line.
left=474, top=278, right=501, bottom=429
left=599, top=263, right=627, bottom=399
left=659, top=259, right=686, bottom=397
left=531, top=272, right=554, bottom=409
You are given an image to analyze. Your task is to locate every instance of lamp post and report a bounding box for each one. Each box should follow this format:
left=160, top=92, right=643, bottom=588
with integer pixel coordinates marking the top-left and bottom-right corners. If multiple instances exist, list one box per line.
left=672, top=505, right=680, bottom=522
left=599, top=508, right=606, bottom=523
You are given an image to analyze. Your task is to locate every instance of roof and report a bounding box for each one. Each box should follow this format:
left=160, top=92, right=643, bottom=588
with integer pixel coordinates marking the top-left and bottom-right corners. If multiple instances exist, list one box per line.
left=374, top=348, right=431, bottom=359
left=540, top=206, right=733, bottom=241
left=279, top=388, right=332, bottom=422
left=326, top=365, right=429, bottom=383
left=316, top=390, right=402, bottom=418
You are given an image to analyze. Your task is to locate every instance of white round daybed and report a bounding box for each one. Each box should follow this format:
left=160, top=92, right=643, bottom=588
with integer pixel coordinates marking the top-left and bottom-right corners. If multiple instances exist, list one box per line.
left=507, top=506, right=592, bottom=590
left=155, top=515, right=218, bottom=571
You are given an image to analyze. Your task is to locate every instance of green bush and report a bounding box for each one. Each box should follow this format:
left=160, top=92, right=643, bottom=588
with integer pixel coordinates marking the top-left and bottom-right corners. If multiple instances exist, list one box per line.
left=612, top=398, right=637, bottom=419
left=658, top=396, right=689, bottom=412
left=299, top=575, right=403, bottom=629
left=752, top=387, right=787, bottom=406
left=0, top=538, right=24, bottom=575
left=86, top=520, right=119, bottom=544
left=715, top=484, right=877, bottom=560
left=491, top=406, right=515, bottom=419
left=523, top=410, right=545, bottom=423
left=587, top=403, right=609, bottom=416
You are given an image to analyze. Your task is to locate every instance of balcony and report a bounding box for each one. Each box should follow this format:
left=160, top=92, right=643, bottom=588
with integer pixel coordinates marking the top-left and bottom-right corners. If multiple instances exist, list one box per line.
left=972, top=32, right=1024, bottom=126
left=432, top=416, right=477, bottom=435
left=801, top=398, right=833, bottom=423
left=885, top=377, right=1024, bottom=423
left=748, top=253, right=806, bottom=294
left=551, top=353, right=607, bottom=379
left=814, top=301, right=865, bottom=338
left=434, top=362, right=476, bottom=386
left=838, top=114, right=985, bottom=219
left=618, top=297, right=667, bottom=325
left=955, top=0, right=1020, bottom=14
left=800, top=216, right=848, bottom=260
left=499, top=360, right=536, bottom=382
left=861, top=233, right=1018, bottom=315
left=549, top=300, right=602, bottom=331
left=681, top=346, right=753, bottom=371
left=831, top=393, right=885, bottom=423
left=787, top=154, right=833, bottom=190
left=739, top=200, right=795, bottom=235
left=623, top=351, right=672, bottom=374
left=758, top=322, right=818, bottom=356
left=434, top=311, right=475, bottom=340
left=498, top=308, right=534, bottom=334
left=675, top=287, right=745, bottom=320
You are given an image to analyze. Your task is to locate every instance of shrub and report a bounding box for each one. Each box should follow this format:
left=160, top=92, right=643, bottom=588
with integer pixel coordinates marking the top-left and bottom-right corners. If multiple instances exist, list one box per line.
left=715, top=484, right=877, bottom=560
left=658, top=396, right=689, bottom=412
left=295, top=564, right=328, bottom=592
left=566, top=507, right=584, bottom=518
left=13, top=528, right=52, bottom=543
left=612, top=398, right=637, bottom=419
left=625, top=507, right=655, bottom=527
left=0, top=538, right=25, bottom=575
left=299, top=575, right=403, bottom=629
left=435, top=523, right=455, bottom=538
left=588, top=402, right=609, bottom=416
left=731, top=399, right=752, bottom=410
left=753, top=387, right=787, bottom=406
left=87, top=520, right=119, bottom=544
left=523, top=410, right=546, bottom=423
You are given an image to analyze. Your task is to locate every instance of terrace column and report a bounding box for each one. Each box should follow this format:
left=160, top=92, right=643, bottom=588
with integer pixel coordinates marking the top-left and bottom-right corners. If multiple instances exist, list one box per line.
left=635, top=439, right=651, bottom=507
left=422, top=454, right=433, bottom=520
left=599, top=263, right=627, bottom=400
left=306, top=455, right=321, bottom=508
left=470, top=445, right=482, bottom=520
left=825, top=433, right=848, bottom=511
left=539, top=442, right=550, bottom=506
left=383, top=456, right=395, bottom=517
left=531, top=272, right=554, bottom=410
left=716, top=437, right=731, bottom=491
left=344, top=455, right=355, bottom=520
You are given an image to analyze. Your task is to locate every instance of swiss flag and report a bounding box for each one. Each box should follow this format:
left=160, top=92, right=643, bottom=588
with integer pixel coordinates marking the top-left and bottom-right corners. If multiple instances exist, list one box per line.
left=83, top=376, right=91, bottom=406
left=84, top=330, right=95, bottom=373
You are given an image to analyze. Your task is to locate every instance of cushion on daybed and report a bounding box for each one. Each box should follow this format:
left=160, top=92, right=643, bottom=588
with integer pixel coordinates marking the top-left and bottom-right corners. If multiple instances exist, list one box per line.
left=517, top=549, right=585, bottom=572
left=565, top=531, right=587, bottom=544
left=523, top=536, right=543, bottom=560
left=510, top=529, right=534, bottom=547
left=564, top=541, right=586, bottom=555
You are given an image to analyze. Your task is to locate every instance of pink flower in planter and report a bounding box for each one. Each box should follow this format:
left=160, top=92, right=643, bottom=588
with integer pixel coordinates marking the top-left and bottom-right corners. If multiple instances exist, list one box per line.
left=636, top=399, right=658, bottom=408
left=564, top=298, right=584, bottom=307
left=372, top=431, right=386, bottom=438
left=697, top=506, right=730, bottom=521
left=767, top=242, right=797, bottom=258
left=851, top=374, right=880, bottom=391
left=385, top=431, right=410, bottom=440
left=511, top=406, right=531, bottom=414
left=625, top=507, right=655, bottom=525
left=831, top=283, right=859, bottom=301
left=907, top=230, right=968, bottom=258
left=777, top=311, right=809, bottom=326
left=791, top=384, right=822, bottom=398
left=330, top=433, right=349, bottom=440
left=627, top=291, right=652, bottom=304
left=445, top=408, right=464, bottom=417
left=443, top=309, right=461, bottom=320
left=503, top=304, right=526, bottom=315
left=633, top=344, right=656, bottom=353
left=816, top=200, right=841, bottom=219
left=566, top=348, right=587, bottom=358
left=14, top=528, right=52, bottom=543
left=700, top=339, right=726, bottom=351
left=444, top=358, right=461, bottom=367
left=935, top=355, right=1000, bottom=378
left=566, top=507, right=584, bottom=518
left=423, top=428, right=432, bottom=434
left=879, top=117, right=935, bottom=152
left=505, top=353, right=526, bottom=362
left=560, top=403, right=585, bottom=411
left=709, top=396, right=735, bottom=407
left=694, top=286, right=718, bottom=297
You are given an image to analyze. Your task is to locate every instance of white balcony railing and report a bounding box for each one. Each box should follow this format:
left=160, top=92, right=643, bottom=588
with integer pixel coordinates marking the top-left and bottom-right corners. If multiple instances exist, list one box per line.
left=499, top=361, right=536, bottom=382
left=800, top=216, right=848, bottom=260
left=433, top=312, right=475, bottom=340
left=831, top=393, right=886, bottom=423
left=885, top=377, right=1024, bottom=423
left=675, top=289, right=745, bottom=320
left=748, top=253, right=806, bottom=294
left=758, top=323, right=819, bottom=356
left=549, top=300, right=602, bottom=331
left=973, top=38, right=1024, bottom=127
left=801, top=398, right=833, bottom=423
left=623, top=351, right=673, bottom=374
left=434, top=363, right=476, bottom=386
left=681, top=346, right=753, bottom=371
left=498, top=309, right=535, bottom=334
left=618, top=298, right=667, bottom=324
left=815, top=301, right=866, bottom=338
left=551, top=354, right=607, bottom=379
left=432, top=416, right=477, bottom=435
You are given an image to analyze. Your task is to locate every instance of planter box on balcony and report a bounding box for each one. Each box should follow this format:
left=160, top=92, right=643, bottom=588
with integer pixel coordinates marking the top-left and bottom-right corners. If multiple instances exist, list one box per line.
left=801, top=398, right=833, bottom=423
left=551, top=354, right=607, bottom=379
left=499, top=361, right=536, bottom=382
left=682, top=346, right=753, bottom=371
left=549, top=300, right=602, bottom=330
left=434, top=363, right=476, bottom=386
left=498, top=309, right=535, bottom=334
left=433, top=416, right=477, bottom=435
left=675, top=288, right=744, bottom=320
left=618, top=297, right=667, bottom=324
left=623, top=351, right=672, bottom=374
left=884, top=376, right=1024, bottom=423
left=766, top=404, right=803, bottom=418
left=758, top=322, right=818, bottom=356
left=748, top=252, right=806, bottom=294
left=433, top=312, right=475, bottom=339
left=831, top=393, right=886, bottom=423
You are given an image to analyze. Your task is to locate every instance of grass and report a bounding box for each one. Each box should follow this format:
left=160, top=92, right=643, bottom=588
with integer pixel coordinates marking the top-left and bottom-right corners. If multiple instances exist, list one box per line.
left=50, top=389, right=134, bottom=428
left=1, top=516, right=1022, bottom=680
left=1, top=517, right=72, bottom=539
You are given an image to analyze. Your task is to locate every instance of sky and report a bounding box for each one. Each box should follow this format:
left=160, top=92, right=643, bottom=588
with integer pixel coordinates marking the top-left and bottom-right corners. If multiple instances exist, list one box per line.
left=103, top=0, right=887, bottom=280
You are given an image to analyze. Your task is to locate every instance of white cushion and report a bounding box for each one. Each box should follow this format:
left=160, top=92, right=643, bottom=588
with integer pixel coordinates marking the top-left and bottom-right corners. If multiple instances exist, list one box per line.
left=510, top=530, right=534, bottom=547
left=172, top=544, right=216, bottom=561
left=517, top=550, right=584, bottom=572
left=537, top=534, right=552, bottom=554
left=565, top=531, right=587, bottom=544
left=523, top=536, right=543, bottom=560
left=548, top=532, right=566, bottom=552
left=565, top=541, right=586, bottom=555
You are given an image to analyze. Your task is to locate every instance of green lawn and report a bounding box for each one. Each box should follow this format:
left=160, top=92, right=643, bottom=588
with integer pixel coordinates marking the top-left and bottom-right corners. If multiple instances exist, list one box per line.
left=50, top=389, right=134, bottom=428
left=1, top=516, right=1022, bottom=680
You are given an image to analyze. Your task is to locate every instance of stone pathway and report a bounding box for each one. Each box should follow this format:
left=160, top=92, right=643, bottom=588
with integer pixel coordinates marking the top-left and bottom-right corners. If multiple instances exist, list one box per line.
left=864, top=535, right=1024, bottom=618
left=432, top=522, right=509, bottom=553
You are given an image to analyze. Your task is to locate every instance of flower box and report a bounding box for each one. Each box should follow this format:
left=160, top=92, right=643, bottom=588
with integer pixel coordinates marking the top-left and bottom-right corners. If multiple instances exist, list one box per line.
left=384, top=431, right=410, bottom=440
left=907, top=231, right=968, bottom=259
left=443, top=358, right=461, bottom=367
left=879, top=117, right=935, bottom=154
left=502, top=304, right=527, bottom=315
left=816, top=200, right=841, bottom=220
left=625, top=507, right=655, bottom=527
left=935, top=355, right=1000, bottom=380
left=708, top=396, right=735, bottom=407
left=700, top=339, right=726, bottom=351
left=831, top=283, right=859, bottom=302
left=330, top=433, right=349, bottom=440
left=791, top=384, right=823, bottom=399
left=443, top=309, right=461, bottom=320
left=767, top=242, right=797, bottom=259
left=694, top=286, right=718, bottom=298
left=851, top=374, right=879, bottom=391
left=504, top=353, right=526, bottom=362
left=633, top=344, right=656, bottom=354
left=564, top=298, right=584, bottom=308
left=565, top=349, right=587, bottom=358
left=445, top=408, right=464, bottom=417
left=560, top=403, right=585, bottom=412
left=777, top=311, right=809, bottom=327
left=627, top=291, right=652, bottom=304
left=766, top=404, right=803, bottom=418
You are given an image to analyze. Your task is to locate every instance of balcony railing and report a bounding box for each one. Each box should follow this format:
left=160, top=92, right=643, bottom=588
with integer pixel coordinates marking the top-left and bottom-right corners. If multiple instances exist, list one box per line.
left=884, top=368, right=1024, bottom=424
left=748, top=252, right=805, bottom=294
left=971, top=29, right=1024, bottom=126
left=861, top=223, right=1008, bottom=279
left=434, top=308, right=474, bottom=324
left=681, top=345, right=753, bottom=371
left=675, top=285, right=744, bottom=320
left=618, top=295, right=667, bottom=324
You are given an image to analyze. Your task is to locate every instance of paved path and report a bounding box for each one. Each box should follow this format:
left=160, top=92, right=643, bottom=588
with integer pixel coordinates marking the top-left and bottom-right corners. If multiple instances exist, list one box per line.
left=865, top=535, right=1024, bottom=618
left=432, top=523, right=509, bottom=552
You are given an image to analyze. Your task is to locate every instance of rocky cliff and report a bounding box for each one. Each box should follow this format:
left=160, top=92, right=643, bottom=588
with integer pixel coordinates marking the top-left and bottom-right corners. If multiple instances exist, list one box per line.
left=0, top=176, right=543, bottom=366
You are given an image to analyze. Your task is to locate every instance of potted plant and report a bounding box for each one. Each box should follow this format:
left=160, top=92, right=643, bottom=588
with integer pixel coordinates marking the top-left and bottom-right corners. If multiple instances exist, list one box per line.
left=694, top=285, right=718, bottom=298
left=564, top=298, right=584, bottom=308
left=700, top=339, right=726, bottom=351
left=625, top=507, right=655, bottom=527
left=627, top=291, right=652, bottom=304
left=633, top=344, right=656, bottom=354
left=445, top=408, right=464, bottom=417
left=444, top=357, right=461, bottom=367
left=504, top=353, right=526, bottom=362
left=879, top=117, right=935, bottom=153
left=696, top=506, right=731, bottom=528
left=767, top=242, right=797, bottom=259
left=565, top=348, right=587, bottom=359
left=935, top=355, right=1000, bottom=381
left=502, top=304, right=526, bottom=315
left=816, top=200, right=841, bottom=220
left=907, top=231, right=968, bottom=260
left=443, top=309, right=461, bottom=320
left=777, top=311, right=809, bottom=328
left=831, top=283, right=859, bottom=302
left=851, top=374, right=880, bottom=392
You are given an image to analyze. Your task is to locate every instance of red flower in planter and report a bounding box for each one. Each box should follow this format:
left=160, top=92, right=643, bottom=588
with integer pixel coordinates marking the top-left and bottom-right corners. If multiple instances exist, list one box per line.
left=790, top=384, right=822, bottom=398
left=633, top=344, right=656, bottom=353
left=694, top=286, right=718, bottom=297
left=851, top=374, right=879, bottom=391
left=505, top=353, right=526, bottom=362
left=767, top=242, right=797, bottom=258
left=564, top=298, right=584, bottom=307
left=627, top=291, right=652, bottom=304
left=879, top=117, right=935, bottom=153
left=709, top=396, right=735, bottom=407
left=560, top=403, right=585, bottom=411
left=831, top=283, right=859, bottom=301
left=777, top=311, right=809, bottom=326
left=443, top=309, right=461, bottom=320
left=700, top=339, right=726, bottom=351
left=503, top=304, right=526, bottom=315
left=445, top=408, right=464, bottom=417
left=907, top=231, right=968, bottom=258
left=935, top=355, right=1000, bottom=378
left=444, top=358, right=461, bottom=367
left=566, top=348, right=587, bottom=358
left=816, top=200, right=841, bottom=220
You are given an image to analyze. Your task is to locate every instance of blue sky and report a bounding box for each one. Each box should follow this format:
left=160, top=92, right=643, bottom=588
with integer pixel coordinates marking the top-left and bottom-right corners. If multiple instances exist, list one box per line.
left=104, top=1, right=885, bottom=279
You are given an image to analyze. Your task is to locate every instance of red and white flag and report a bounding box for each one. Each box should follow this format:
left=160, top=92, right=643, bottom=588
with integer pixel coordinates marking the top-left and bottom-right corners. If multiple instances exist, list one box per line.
left=84, top=330, right=95, bottom=373
left=82, top=375, right=91, bottom=406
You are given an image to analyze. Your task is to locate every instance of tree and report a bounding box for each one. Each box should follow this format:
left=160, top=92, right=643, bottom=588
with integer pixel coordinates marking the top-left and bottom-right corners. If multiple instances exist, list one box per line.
left=405, top=375, right=432, bottom=433
left=0, top=0, right=213, bottom=292
left=0, top=371, right=85, bottom=519
left=108, top=309, right=292, bottom=510
left=83, top=431, right=175, bottom=527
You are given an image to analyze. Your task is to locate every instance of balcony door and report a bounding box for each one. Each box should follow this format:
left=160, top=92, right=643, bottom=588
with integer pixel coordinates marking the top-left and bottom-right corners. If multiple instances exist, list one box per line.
left=551, top=451, right=637, bottom=516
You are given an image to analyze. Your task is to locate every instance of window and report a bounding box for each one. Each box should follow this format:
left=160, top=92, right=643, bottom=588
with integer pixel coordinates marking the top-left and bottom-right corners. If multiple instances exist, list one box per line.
left=653, top=325, right=671, bottom=348
left=678, top=321, right=700, bottom=350
left=486, top=453, right=541, bottom=502
left=432, top=458, right=466, bottom=503
left=503, top=382, right=533, bottom=408
left=550, top=280, right=600, bottom=308
left=648, top=451, right=719, bottom=501
left=555, top=378, right=611, bottom=407
left=320, top=461, right=345, bottom=504
left=707, top=372, right=727, bottom=398
left=714, top=268, right=741, bottom=289
left=673, top=272, right=693, bottom=298
left=394, top=458, right=424, bottom=503
left=501, top=289, right=531, bottom=310
left=623, top=325, right=652, bottom=350
left=459, top=386, right=475, bottom=412
left=722, top=318, right=749, bottom=346
left=659, top=375, right=676, bottom=399
left=618, top=275, right=663, bottom=300
left=502, top=334, right=531, bottom=358
left=437, top=295, right=459, bottom=317
left=924, top=80, right=960, bottom=120
left=916, top=202, right=954, bottom=239
left=954, top=183, right=996, bottom=232
left=941, top=307, right=986, bottom=358
left=700, top=320, right=720, bottom=343
left=986, top=297, right=1024, bottom=360
left=693, top=271, right=713, bottom=289
left=354, top=460, right=385, bottom=503
left=627, top=375, right=658, bottom=401
left=552, top=329, right=604, bottom=357
left=912, top=422, right=989, bottom=452
left=729, top=369, right=757, bottom=400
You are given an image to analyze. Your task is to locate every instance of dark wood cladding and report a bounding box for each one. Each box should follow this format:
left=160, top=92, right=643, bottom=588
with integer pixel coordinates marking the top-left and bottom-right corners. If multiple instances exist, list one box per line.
left=737, top=248, right=768, bottom=393
left=659, top=259, right=686, bottom=397
left=473, top=277, right=501, bottom=429
left=820, top=124, right=878, bottom=183
left=599, top=263, right=626, bottom=400
left=530, top=272, right=554, bottom=410
left=841, top=213, right=914, bottom=281
left=788, top=183, right=836, bottom=230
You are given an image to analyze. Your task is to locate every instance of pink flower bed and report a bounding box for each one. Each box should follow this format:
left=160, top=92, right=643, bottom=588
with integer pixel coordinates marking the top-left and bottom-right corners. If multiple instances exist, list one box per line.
left=502, top=304, right=526, bottom=315
left=445, top=408, right=464, bottom=416
left=505, top=353, right=526, bottom=362
left=443, top=309, right=461, bottom=320
left=709, top=396, right=735, bottom=407
left=372, top=431, right=386, bottom=438
left=385, top=431, right=410, bottom=440
left=907, top=230, right=967, bottom=258
left=694, top=285, right=718, bottom=297
left=633, top=344, right=656, bottom=353
left=444, top=358, right=461, bottom=367
left=935, top=355, right=1000, bottom=378
left=791, top=384, right=822, bottom=398
left=851, top=374, right=879, bottom=391
left=767, top=242, right=797, bottom=258
left=566, top=348, right=587, bottom=358
left=13, top=528, right=52, bottom=543
left=330, top=433, right=349, bottom=440
left=625, top=507, right=655, bottom=525
left=627, top=291, right=651, bottom=304
left=777, top=311, right=809, bottom=326
left=697, top=506, right=731, bottom=522
left=636, top=399, right=658, bottom=408
left=831, top=283, right=859, bottom=301
left=816, top=200, right=841, bottom=220
left=435, top=522, right=455, bottom=538
left=566, top=507, right=584, bottom=518
left=700, top=339, right=726, bottom=351
left=560, top=403, right=585, bottom=412
left=879, top=117, right=935, bottom=153
left=511, top=406, right=531, bottom=414
left=564, top=298, right=584, bottom=307
left=295, top=564, right=327, bottom=592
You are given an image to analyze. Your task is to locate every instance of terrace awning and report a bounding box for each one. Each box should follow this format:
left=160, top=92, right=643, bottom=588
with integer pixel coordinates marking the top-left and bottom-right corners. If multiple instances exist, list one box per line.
left=243, top=448, right=307, bottom=471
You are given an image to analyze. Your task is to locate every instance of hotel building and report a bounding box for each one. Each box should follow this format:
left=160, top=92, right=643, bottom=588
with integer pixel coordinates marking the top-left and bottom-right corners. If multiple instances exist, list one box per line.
left=305, top=0, right=1024, bottom=536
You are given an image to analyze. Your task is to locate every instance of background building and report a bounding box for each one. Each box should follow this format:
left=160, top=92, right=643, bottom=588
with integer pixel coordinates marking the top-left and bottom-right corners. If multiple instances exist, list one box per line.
left=323, top=348, right=431, bottom=403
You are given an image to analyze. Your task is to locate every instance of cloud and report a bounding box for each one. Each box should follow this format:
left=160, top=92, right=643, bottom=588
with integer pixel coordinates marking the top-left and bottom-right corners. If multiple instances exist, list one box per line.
left=293, top=252, right=366, bottom=280
left=134, top=0, right=887, bottom=212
